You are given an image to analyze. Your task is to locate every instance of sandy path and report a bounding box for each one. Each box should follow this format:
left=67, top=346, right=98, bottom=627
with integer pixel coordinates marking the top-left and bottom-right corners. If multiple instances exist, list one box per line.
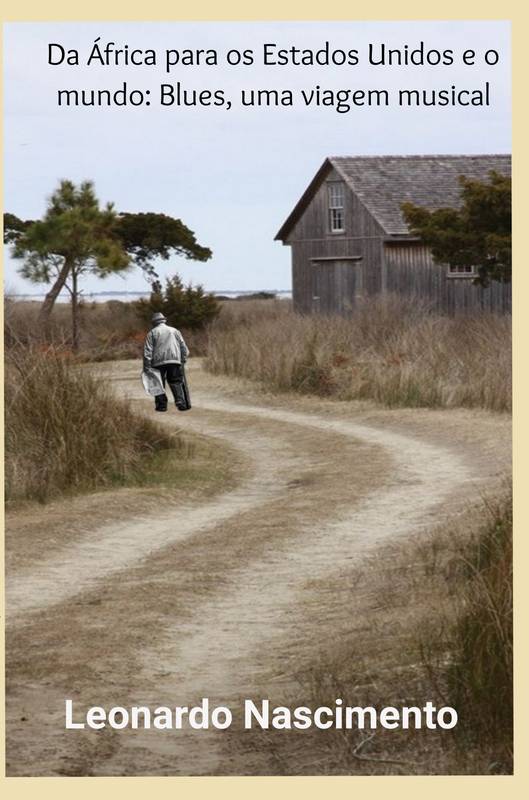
left=6, top=425, right=288, bottom=621
left=7, top=392, right=469, bottom=619
left=97, top=391, right=471, bottom=775
left=5, top=361, right=510, bottom=776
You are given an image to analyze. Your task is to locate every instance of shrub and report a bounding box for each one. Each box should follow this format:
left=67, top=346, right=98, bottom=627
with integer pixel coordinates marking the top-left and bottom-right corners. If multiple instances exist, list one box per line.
left=135, top=274, right=220, bottom=330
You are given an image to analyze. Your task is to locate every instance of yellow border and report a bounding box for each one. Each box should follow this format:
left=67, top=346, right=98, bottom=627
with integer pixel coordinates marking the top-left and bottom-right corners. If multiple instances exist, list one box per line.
left=1, top=2, right=525, bottom=797
left=0, top=2, right=520, bottom=20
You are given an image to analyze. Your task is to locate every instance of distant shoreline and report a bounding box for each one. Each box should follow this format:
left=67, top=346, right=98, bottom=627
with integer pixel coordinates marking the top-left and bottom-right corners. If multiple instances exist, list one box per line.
left=7, top=289, right=292, bottom=302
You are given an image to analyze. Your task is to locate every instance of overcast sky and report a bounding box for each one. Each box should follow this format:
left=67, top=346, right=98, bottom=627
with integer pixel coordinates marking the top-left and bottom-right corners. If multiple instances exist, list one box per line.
left=3, top=21, right=511, bottom=297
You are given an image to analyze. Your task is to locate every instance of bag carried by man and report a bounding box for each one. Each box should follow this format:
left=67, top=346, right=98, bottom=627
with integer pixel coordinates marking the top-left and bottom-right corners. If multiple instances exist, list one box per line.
left=141, top=366, right=165, bottom=397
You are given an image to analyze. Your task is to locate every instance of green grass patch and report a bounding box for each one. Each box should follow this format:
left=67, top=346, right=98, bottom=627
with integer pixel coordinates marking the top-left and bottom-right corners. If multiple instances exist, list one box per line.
left=125, top=434, right=240, bottom=497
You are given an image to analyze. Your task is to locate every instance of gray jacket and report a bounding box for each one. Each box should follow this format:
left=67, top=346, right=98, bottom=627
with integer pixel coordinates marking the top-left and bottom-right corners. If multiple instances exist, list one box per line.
left=143, top=322, right=189, bottom=367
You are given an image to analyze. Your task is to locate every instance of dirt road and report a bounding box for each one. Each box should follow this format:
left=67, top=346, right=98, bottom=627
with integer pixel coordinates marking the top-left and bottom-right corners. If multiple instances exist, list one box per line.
left=5, top=360, right=511, bottom=776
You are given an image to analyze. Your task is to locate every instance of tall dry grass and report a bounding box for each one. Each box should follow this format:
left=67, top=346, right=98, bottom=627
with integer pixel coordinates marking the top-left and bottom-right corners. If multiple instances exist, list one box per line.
left=206, top=296, right=511, bottom=412
left=445, top=495, right=513, bottom=761
left=5, top=346, right=179, bottom=505
left=4, top=298, right=142, bottom=358
left=240, top=491, right=512, bottom=774
left=4, top=298, right=209, bottom=360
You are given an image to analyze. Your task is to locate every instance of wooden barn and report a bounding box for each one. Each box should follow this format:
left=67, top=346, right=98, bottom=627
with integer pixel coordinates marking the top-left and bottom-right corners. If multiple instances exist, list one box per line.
left=275, top=154, right=511, bottom=315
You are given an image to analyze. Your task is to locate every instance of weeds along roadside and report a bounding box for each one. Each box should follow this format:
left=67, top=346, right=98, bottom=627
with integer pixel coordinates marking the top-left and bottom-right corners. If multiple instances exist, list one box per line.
left=2, top=297, right=238, bottom=507
left=4, top=345, right=191, bottom=506
left=233, top=490, right=512, bottom=775
left=205, top=295, right=512, bottom=413
left=444, top=492, right=513, bottom=766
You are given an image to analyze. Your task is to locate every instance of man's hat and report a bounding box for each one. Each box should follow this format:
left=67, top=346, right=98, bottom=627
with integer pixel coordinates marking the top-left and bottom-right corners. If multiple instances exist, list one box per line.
left=151, top=312, right=167, bottom=324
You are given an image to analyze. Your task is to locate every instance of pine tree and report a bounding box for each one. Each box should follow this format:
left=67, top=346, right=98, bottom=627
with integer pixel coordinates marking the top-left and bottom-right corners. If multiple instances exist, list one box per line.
left=402, top=171, right=511, bottom=287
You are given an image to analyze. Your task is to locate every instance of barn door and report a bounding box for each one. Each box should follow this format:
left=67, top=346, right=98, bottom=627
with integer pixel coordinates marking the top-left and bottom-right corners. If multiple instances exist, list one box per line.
left=312, top=259, right=363, bottom=314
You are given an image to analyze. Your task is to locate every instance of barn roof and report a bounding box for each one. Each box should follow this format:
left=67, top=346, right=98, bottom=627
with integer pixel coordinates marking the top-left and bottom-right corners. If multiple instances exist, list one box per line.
left=275, top=154, right=512, bottom=240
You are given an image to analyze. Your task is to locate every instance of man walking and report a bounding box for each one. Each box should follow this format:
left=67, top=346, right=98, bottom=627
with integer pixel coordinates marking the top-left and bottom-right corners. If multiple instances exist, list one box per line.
left=143, top=312, right=190, bottom=412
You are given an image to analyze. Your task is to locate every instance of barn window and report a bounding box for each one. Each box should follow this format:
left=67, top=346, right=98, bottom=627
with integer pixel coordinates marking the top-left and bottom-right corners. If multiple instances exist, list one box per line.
left=328, top=182, right=345, bottom=233
left=447, top=264, right=477, bottom=278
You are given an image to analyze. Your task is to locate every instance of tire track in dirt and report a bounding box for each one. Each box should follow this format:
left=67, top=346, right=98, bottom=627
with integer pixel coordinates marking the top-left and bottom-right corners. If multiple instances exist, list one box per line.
left=7, top=363, right=505, bottom=776
left=96, top=390, right=474, bottom=776
left=6, top=424, right=291, bottom=622
left=7, top=389, right=470, bottom=624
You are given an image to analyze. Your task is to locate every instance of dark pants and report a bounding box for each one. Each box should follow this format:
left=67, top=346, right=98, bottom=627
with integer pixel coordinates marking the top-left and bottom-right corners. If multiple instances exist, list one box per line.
left=154, top=363, right=186, bottom=411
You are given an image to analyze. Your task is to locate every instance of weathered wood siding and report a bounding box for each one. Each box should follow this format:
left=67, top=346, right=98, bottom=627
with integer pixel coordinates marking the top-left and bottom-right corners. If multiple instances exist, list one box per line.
left=311, top=259, right=364, bottom=314
left=283, top=166, right=510, bottom=315
left=286, top=167, right=385, bottom=313
left=384, top=243, right=511, bottom=314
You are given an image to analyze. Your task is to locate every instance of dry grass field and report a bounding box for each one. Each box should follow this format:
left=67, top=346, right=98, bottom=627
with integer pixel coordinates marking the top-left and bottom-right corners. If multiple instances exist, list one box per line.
left=4, top=297, right=209, bottom=361
left=5, top=295, right=512, bottom=414
left=4, top=344, right=237, bottom=506
left=4, top=297, right=512, bottom=775
left=206, top=295, right=511, bottom=412
left=231, top=490, right=512, bottom=775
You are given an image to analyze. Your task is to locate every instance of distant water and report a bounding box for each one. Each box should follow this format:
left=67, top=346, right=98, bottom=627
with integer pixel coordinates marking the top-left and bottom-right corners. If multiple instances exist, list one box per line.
left=9, top=289, right=292, bottom=303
